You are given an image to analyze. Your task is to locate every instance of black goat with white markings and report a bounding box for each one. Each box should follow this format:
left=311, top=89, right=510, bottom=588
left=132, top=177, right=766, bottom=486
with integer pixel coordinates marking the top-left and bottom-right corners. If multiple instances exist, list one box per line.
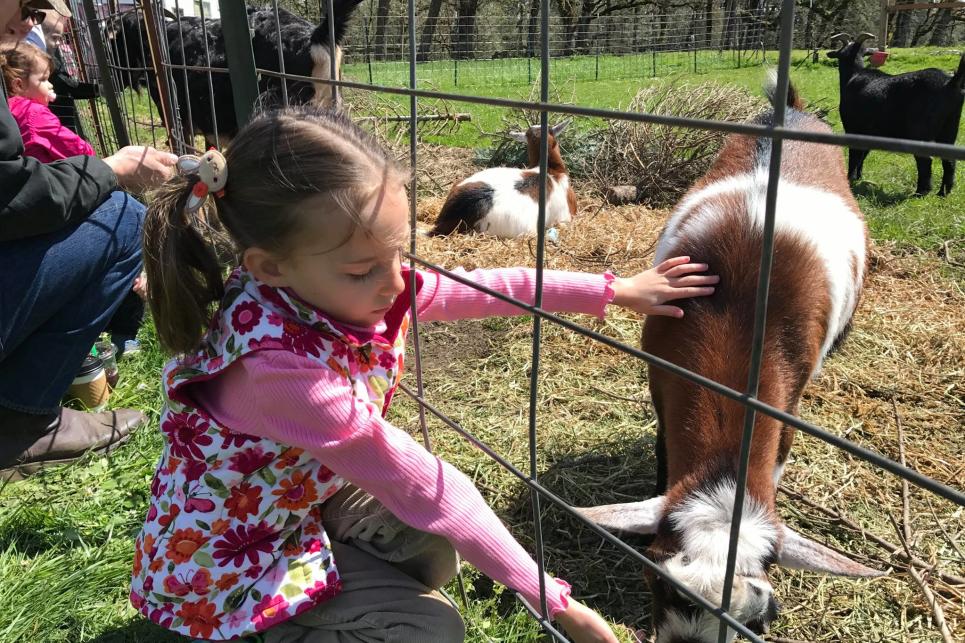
left=828, top=32, right=965, bottom=196
left=107, top=1, right=362, bottom=146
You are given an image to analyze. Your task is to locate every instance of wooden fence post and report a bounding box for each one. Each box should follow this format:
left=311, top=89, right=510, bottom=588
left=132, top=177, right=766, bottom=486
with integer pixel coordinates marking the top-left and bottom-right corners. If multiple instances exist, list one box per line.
left=80, top=0, right=129, bottom=148
left=139, top=0, right=180, bottom=151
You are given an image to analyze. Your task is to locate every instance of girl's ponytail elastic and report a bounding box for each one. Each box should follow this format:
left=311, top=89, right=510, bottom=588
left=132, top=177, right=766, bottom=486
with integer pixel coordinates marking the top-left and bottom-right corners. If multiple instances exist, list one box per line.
left=176, top=149, right=228, bottom=216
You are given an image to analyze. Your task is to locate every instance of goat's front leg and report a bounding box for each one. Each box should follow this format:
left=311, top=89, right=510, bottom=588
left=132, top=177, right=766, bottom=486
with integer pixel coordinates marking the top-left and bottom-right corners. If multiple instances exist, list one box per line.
left=914, top=156, right=933, bottom=196
left=847, top=148, right=863, bottom=182
left=938, top=159, right=956, bottom=197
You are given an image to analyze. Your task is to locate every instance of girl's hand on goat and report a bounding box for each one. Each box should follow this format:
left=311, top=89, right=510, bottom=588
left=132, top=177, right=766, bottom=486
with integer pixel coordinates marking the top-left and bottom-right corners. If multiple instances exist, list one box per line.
left=555, top=599, right=620, bottom=643
left=611, top=256, right=718, bottom=318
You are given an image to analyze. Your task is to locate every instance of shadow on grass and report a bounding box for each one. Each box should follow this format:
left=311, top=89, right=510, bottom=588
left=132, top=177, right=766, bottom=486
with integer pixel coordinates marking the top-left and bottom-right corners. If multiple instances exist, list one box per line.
left=499, top=438, right=661, bottom=632
left=852, top=180, right=915, bottom=206
left=85, top=619, right=188, bottom=642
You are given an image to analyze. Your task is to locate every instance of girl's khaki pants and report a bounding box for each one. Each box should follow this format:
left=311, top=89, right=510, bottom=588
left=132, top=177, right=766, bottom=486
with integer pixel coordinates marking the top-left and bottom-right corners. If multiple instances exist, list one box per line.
left=262, top=484, right=465, bottom=643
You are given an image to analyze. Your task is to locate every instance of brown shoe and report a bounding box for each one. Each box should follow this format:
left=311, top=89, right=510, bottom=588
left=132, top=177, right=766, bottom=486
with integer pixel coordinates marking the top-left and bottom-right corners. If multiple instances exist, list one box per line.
left=0, top=406, right=145, bottom=482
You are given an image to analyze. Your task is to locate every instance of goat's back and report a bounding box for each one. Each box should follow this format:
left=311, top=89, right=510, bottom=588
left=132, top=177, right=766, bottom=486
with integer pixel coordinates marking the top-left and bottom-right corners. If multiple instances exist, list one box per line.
left=648, top=108, right=867, bottom=413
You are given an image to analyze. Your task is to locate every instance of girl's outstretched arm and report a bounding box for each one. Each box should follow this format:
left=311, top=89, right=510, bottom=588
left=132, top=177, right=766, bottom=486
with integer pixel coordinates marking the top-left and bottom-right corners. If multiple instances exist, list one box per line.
left=610, top=256, right=719, bottom=318
left=414, top=260, right=716, bottom=323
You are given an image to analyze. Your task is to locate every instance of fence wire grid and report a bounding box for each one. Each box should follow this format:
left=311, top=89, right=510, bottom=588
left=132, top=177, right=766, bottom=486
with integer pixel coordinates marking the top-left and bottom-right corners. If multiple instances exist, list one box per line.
left=61, top=0, right=965, bottom=640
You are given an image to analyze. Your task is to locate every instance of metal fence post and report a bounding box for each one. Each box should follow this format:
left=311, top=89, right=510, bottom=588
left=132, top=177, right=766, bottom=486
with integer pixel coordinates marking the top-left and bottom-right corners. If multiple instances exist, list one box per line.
left=364, top=21, right=374, bottom=85
left=218, top=0, right=259, bottom=129
left=80, top=0, right=129, bottom=148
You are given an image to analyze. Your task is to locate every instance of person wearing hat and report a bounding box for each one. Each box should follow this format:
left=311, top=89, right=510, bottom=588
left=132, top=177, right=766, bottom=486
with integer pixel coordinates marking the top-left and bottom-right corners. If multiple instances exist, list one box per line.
left=1, top=0, right=65, bottom=45
left=0, top=0, right=177, bottom=481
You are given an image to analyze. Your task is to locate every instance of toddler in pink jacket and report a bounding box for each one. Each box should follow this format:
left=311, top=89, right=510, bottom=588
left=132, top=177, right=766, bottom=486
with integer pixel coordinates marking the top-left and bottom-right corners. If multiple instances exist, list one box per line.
left=1, top=43, right=94, bottom=162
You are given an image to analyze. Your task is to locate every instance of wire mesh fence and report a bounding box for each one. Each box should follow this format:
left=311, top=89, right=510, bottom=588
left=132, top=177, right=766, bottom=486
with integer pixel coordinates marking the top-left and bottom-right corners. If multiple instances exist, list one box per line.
left=56, top=0, right=965, bottom=640
left=340, top=8, right=772, bottom=87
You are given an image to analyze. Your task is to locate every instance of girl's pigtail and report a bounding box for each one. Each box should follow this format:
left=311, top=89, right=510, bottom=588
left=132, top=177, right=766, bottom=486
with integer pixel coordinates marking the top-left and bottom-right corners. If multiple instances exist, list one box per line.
left=143, top=175, right=228, bottom=355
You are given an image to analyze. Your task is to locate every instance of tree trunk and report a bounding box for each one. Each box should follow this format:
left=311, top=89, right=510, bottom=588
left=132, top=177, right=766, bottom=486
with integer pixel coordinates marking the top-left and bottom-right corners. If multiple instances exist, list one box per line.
left=721, top=0, right=738, bottom=49
left=374, top=0, right=392, bottom=60
left=452, top=0, right=481, bottom=60
left=910, top=9, right=938, bottom=47
left=417, top=0, right=444, bottom=61
left=928, top=9, right=953, bottom=46
left=574, top=0, right=597, bottom=54
left=704, top=0, right=714, bottom=47
left=890, top=4, right=912, bottom=47
left=527, top=0, right=540, bottom=57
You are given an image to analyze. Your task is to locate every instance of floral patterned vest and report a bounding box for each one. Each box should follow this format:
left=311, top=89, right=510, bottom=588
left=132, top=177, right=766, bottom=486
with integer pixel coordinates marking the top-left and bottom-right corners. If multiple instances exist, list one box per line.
left=130, top=268, right=417, bottom=641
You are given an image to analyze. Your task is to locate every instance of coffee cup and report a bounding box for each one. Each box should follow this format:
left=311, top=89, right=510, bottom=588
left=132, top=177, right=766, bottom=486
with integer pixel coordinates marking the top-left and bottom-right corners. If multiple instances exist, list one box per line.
left=67, top=354, right=110, bottom=410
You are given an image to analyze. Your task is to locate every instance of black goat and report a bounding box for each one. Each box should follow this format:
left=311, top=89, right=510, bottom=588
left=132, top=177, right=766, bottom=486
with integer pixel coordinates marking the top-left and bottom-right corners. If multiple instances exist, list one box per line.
left=828, top=32, right=965, bottom=196
left=107, top=1, right=362, bottom=147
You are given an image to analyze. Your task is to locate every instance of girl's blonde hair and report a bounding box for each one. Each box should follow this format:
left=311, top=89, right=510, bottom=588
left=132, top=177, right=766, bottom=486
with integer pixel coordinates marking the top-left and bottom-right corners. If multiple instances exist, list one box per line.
left=1, top=45, right=52, bottom=95
left=143, top=105, right=407, bottom=354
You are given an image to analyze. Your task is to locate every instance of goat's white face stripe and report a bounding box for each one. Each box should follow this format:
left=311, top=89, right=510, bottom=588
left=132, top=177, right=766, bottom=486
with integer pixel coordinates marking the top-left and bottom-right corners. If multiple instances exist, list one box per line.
left=666, top=480, right=777, bottom=583
left=655, top=169, right=866, bottom=374
left=454, top=168, right=571, bottom=238
left=657, top=482, right=777, bottom=642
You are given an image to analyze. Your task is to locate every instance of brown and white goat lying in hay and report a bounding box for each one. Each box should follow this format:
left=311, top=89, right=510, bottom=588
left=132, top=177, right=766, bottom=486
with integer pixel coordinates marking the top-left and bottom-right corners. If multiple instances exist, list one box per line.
left=577, top=83, right=881, bottom=642
left=429, top=120, right=576, bottom=238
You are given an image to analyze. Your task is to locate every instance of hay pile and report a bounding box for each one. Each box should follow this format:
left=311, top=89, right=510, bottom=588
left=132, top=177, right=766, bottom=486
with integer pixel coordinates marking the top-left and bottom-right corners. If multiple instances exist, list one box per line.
left=393, top=195, right=965, bottom=642
left=584, top=82, right=767, bottom=206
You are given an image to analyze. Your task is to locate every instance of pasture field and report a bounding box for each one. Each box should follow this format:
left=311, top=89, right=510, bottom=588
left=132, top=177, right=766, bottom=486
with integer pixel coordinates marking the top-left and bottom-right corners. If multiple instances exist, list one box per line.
left=2, top=49, right=962, bottom=642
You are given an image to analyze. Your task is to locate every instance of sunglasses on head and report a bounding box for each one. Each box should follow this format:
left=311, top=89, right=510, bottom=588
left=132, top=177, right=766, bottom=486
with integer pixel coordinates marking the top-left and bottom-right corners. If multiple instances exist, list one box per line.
left=21, top=7, right=47, bottom=23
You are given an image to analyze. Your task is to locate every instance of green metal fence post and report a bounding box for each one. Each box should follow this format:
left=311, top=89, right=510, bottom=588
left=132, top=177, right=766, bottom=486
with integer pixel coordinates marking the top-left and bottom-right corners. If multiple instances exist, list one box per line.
left=218, top=0, right=259, bottom=128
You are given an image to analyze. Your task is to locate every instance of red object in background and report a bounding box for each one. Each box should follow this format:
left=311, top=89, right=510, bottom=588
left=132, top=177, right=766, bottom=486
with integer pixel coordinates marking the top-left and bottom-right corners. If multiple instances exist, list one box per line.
left=869, top=50, right=889, bottom=68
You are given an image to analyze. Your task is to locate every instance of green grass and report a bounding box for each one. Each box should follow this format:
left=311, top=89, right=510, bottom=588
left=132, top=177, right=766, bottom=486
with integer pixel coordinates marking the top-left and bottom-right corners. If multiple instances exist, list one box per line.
left=2, top=47, right=962, bottom=642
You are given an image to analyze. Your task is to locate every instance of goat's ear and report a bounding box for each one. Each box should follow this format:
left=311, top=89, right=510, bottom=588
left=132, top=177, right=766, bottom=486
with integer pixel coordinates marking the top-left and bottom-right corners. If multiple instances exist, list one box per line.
left=550, top=118, right=572, bottom=137
left=573, top=497, right=666, bottom=535
left=778, top=526, right=885, bottom=577
left=508, top=130, right=528, bottom=143
left=826, top=50, right=840, bottom=59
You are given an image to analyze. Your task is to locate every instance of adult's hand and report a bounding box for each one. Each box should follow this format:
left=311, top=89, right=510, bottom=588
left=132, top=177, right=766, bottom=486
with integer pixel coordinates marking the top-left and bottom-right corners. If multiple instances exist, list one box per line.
left=102, top=146, right=177, bottom=193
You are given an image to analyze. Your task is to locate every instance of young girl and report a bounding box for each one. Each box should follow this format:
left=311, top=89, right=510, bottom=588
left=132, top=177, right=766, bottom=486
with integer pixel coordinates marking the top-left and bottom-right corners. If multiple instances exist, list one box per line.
left=1, top=43, right=94, bottom=162
left=132, top=105, right=718, bottom=642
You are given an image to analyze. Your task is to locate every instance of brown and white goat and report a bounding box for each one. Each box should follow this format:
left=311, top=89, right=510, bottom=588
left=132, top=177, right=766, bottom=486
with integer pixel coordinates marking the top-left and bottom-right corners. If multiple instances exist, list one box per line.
left=577, top=85, right=881, bottom=642
left=429, top=121, right=576, bottom=238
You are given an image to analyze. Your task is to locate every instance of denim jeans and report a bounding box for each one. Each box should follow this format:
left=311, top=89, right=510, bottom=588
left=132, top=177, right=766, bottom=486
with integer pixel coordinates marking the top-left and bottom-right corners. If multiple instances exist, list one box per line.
left=0, top=191, right=145, bottom=413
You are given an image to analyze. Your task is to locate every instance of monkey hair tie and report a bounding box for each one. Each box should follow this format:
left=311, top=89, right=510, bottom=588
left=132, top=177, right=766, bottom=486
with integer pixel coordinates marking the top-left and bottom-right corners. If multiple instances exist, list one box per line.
left=176, top=149, right=228, bottom=214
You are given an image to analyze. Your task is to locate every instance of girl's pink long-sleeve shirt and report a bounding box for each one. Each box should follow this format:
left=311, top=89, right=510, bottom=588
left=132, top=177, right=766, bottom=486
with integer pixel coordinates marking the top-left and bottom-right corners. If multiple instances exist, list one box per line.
left=8, top=95, right=95, bottom=163
left=189, top=267, right=615, bottom=617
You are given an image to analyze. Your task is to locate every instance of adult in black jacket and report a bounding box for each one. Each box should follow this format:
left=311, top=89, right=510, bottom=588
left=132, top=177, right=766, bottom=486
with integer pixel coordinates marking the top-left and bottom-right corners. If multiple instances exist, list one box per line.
left=0, top=0, right=178, bottom=481
left=42, top=13, right=98, bottom=138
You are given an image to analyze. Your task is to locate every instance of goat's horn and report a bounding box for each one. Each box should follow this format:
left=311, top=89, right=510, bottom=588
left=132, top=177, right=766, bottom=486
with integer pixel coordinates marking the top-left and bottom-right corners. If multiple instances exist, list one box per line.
left=856, top=32, right=877, bottom=45
left=828, top=32, right=850, bottom=45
